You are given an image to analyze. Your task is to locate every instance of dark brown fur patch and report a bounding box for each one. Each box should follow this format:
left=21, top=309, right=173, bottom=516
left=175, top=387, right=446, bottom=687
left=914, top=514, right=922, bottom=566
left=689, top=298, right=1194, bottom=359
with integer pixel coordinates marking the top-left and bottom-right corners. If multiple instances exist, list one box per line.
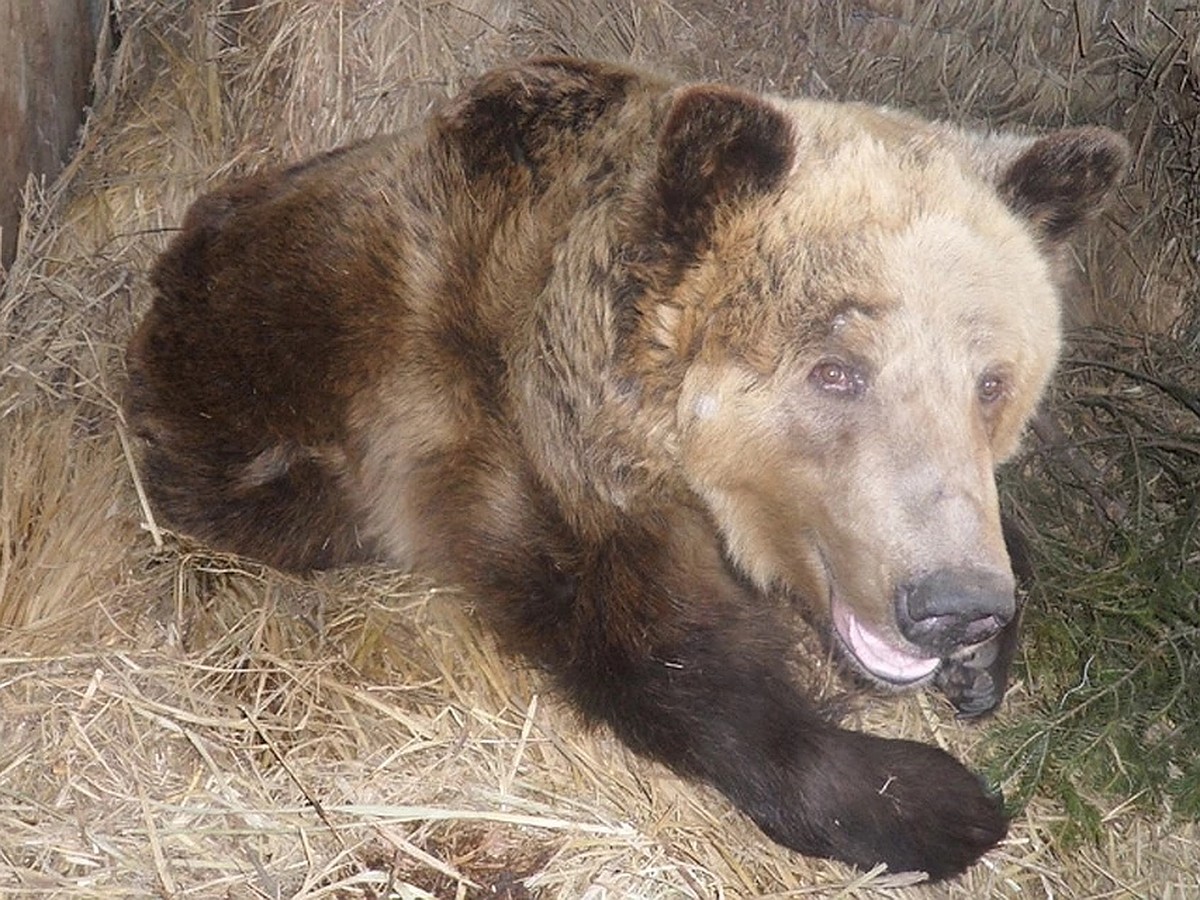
left=126, top=150, right=407, bottom=569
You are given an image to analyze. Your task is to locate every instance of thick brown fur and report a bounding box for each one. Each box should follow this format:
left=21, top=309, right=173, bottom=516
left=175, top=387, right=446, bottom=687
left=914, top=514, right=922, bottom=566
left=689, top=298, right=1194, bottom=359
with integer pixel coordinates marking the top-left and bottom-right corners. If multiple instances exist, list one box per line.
left=126, top=58, right=1128, bottom=880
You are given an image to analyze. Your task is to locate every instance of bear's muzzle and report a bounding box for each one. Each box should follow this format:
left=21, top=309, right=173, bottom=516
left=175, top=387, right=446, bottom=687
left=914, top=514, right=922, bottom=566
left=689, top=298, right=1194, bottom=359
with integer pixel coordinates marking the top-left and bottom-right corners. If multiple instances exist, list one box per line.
left=896, top=567, right=1016, bottom=657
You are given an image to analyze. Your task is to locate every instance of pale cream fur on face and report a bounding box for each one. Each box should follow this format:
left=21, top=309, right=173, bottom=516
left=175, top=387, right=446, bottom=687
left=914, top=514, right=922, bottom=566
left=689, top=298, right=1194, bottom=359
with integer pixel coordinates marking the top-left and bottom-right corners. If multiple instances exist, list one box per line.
left=677, top=100, right=1061, bottom=651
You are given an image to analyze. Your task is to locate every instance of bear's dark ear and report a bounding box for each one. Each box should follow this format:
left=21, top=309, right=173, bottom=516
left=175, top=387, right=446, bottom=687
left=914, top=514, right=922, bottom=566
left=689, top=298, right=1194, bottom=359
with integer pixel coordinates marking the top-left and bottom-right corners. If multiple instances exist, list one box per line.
left=998, top=127, right=1129, bottom=243
left=656, top=86, right=794, bottom=247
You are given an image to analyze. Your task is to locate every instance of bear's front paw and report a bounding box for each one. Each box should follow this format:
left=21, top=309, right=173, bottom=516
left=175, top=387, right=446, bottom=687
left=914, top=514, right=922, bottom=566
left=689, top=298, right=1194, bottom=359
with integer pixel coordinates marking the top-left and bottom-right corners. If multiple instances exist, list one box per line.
left=755, top=732, right=1007, bottom=881
left=831, top=735, right=1007, bottom=880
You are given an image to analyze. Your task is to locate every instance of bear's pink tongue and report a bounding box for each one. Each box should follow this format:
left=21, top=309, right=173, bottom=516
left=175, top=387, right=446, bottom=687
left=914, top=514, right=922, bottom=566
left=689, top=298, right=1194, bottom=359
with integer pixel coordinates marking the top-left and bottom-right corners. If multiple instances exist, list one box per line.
left=833, top=602, right=940, bottom=684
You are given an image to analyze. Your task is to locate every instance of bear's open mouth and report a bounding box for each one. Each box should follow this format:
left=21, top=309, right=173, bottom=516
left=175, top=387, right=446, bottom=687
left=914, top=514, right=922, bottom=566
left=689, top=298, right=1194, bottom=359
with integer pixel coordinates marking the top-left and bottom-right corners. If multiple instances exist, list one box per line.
left=831, top=596, right=940, bottom=686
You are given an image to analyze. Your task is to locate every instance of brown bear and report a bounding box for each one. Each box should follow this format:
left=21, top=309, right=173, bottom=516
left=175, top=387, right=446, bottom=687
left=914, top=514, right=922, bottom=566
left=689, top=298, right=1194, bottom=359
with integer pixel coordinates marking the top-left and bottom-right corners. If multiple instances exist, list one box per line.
left=125, top=58, right=1128, bottom=880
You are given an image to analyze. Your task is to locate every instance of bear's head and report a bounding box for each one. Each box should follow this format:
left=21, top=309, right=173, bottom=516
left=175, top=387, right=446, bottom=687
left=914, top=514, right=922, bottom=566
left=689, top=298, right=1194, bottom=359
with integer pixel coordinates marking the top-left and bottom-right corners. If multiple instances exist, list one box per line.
left=637, top=86, right=1128, bottom=689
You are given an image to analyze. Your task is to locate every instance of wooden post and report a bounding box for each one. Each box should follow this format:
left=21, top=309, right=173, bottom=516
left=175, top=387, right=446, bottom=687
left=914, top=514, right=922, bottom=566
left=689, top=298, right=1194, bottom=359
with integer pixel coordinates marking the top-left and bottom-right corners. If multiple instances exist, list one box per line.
left=0, top=0, right=105, bottom=269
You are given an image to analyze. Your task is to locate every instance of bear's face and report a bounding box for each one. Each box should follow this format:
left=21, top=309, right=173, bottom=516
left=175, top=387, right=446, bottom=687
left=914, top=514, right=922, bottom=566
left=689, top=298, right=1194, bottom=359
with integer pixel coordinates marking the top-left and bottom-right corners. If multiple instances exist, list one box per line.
left=652, top=95, right=1125, bottom=687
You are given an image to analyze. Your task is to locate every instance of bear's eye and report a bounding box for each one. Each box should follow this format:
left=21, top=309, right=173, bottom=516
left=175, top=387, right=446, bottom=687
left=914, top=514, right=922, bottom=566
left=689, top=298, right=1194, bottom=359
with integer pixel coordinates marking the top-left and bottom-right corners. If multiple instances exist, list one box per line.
left=810, top=360, right=864, bottom=397
left=977, top=372, right=1007, bottom=405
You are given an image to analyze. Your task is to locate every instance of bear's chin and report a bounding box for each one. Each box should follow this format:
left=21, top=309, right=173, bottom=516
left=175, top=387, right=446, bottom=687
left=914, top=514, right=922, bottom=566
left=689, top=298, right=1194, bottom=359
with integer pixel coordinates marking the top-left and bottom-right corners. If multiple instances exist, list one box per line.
left=830, top=595, right=941, bottom=687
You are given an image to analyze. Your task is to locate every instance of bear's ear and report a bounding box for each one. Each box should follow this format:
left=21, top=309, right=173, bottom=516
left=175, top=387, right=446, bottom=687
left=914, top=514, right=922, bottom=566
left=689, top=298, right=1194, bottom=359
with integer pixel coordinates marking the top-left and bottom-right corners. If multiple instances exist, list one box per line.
left=997, top=127, right=1129, bottom=243
left=656, top=86, right=794, bottom=247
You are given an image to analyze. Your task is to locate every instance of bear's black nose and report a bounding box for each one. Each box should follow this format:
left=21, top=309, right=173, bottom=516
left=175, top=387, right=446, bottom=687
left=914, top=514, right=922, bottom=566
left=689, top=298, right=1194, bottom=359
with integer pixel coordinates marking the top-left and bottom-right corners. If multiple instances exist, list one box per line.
left=896, top=568, right=1015, bottom=655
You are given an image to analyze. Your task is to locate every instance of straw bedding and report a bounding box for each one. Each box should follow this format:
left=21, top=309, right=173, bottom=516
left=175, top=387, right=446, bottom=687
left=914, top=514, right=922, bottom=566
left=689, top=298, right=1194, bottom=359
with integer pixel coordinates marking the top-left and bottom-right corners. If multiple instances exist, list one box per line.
left=2, top=1, right=1197, bottom=896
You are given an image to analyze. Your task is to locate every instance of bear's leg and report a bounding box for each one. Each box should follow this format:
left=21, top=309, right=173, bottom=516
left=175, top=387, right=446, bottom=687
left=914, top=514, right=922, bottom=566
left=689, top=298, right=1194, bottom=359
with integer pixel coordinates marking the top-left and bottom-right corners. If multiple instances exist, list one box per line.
left=125, top=165, right=383, bottom=573
left=488, top=511, right=1008, bottom=881
left=126, top=300, right=375, bottom=573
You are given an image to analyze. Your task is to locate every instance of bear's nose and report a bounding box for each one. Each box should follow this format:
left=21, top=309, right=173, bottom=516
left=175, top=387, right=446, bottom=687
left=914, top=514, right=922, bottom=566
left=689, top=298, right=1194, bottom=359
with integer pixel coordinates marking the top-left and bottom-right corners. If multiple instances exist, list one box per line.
left=896, top=568, right=1016, bottom=655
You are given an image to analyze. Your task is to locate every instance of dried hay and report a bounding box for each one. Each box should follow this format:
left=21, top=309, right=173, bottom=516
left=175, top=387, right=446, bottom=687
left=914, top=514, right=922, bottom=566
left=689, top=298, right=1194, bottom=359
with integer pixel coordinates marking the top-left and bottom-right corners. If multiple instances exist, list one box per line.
left=1, top=0, right=1197, bottom=896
